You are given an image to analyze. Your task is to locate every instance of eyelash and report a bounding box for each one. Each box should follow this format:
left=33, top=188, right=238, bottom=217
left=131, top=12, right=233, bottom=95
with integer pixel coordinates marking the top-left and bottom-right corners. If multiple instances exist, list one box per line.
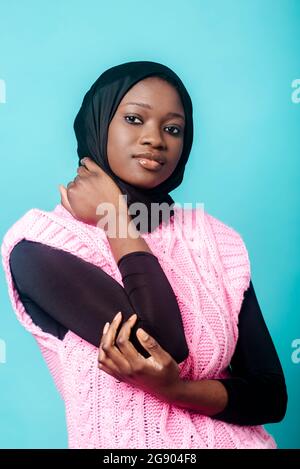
left=124, top=115, right=182, bottom=136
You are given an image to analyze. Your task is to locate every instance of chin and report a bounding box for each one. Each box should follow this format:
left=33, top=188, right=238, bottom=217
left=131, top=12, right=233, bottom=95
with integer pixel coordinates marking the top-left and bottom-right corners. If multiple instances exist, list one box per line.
left=120, top=174, right=163, bottom=189
left=129, top=180, right=158, bottom=190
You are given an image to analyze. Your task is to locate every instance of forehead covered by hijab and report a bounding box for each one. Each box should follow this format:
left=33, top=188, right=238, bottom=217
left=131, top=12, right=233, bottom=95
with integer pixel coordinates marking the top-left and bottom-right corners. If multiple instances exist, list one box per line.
left=73, top=60, right=194, bottom=231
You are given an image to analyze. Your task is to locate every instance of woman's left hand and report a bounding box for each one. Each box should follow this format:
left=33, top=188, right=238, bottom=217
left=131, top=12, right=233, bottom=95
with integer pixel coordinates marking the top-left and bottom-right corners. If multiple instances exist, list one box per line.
left=98, top=312, right=182, bottom=403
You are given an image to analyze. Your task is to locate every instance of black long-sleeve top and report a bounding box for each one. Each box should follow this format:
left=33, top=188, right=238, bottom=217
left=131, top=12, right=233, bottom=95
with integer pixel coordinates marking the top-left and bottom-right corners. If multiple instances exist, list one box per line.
left=9, top=239, right=288, bottom=426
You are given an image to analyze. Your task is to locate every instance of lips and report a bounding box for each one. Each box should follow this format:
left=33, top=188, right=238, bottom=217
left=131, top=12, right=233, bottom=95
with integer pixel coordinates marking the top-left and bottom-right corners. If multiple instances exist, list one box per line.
left=133, top=152, right=166, bottom=165
left=135, top=158, right=163, bottom=171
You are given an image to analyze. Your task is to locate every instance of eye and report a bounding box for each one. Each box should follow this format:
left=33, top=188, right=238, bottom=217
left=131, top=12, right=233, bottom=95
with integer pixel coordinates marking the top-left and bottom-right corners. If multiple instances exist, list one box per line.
left=165, top=126, right=181, bottom=135
left=124, top=115, right=182, bottom=136
left=124, top=115, right=143, bottom=124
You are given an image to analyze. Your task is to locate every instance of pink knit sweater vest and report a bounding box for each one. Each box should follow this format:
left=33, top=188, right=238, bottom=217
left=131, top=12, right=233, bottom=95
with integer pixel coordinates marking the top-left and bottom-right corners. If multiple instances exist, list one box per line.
left=1, top=203, right=277, bottom=449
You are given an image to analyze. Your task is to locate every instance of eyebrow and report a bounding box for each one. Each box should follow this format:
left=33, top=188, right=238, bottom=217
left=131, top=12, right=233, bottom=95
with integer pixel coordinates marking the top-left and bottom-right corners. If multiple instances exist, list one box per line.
left=121, top=101, right=185, bottom=121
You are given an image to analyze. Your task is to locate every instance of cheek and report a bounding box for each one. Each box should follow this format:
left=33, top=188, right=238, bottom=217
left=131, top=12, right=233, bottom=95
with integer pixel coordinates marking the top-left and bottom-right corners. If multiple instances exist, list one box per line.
left=178, top=138, right=184, bottom=156
left=107, top=127, right=121, bottom=159
left=107, top=122, right=131, bottom=155
left=171, top=141, right=184, bottom=167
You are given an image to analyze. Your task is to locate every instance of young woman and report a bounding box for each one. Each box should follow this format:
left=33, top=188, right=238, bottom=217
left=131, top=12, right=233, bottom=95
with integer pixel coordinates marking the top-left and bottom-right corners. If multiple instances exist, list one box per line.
left=2, top=60, right=287, bottom=449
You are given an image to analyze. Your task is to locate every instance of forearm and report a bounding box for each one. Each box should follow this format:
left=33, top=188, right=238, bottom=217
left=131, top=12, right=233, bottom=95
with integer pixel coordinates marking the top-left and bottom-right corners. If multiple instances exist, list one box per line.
left=168, top=373, right=287, bottom=425
left=117, top=252, right=189, bottom=363
left=169, top=378, right=228, bottom=416
left=106, top=212, right=188, bottom=364
left=105, top=211, right=152, bottom=264
left=10, top=239, right=188, bottom=363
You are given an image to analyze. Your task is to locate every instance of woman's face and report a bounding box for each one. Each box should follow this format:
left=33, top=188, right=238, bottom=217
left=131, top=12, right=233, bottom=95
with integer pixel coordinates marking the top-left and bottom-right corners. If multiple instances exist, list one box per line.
left=107, top=77, right=185, bottom=189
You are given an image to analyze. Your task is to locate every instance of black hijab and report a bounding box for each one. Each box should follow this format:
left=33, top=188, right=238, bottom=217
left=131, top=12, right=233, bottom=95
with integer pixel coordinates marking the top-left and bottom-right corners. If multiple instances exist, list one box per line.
left=73, top=60, right=193, bottom=232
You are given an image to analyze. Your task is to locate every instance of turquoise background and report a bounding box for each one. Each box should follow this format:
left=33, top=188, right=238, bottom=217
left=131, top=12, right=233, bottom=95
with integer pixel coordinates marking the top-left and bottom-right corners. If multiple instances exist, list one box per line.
left=0, top=0, right=299, bottom=449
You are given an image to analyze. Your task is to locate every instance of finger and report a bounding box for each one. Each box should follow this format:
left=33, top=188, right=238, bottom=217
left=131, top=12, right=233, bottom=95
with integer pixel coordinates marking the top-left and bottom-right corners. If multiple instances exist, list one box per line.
left=98, top=321, right=112, bottom=359
left=80, top=157, right=101, bottom=172
left=59, top=184, right=76, bottom=217
left=98, top=352, right=121, bottom=381
left=79, top=158, right=89, bottom=169
left=136, top=328, right=170, bottom=365
left=66, top=180, right=76, bottom=190
left=102, top=312, right=122, bottom=348
left=98, top=322, right=125, bottom=376
left=98, top=321, right=109, bottom=359
left=76, top=165, right=89, bottom=177
left=115, top=314, right=144, bottom=361
left=98, top=344, right=123, bottom=376
left=101, top=312, right=132, bottom=370
left=98, top=361, right=123, bottom=381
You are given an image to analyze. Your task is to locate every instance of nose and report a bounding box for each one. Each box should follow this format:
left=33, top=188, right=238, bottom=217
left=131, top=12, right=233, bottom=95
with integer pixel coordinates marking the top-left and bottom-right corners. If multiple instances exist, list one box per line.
left=139, top=124, right=166, bottom=149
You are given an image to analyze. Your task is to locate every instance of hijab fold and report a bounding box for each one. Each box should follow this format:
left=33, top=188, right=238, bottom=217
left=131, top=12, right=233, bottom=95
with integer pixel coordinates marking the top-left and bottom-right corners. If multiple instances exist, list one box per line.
left=73, top=61, right=193, bottom=232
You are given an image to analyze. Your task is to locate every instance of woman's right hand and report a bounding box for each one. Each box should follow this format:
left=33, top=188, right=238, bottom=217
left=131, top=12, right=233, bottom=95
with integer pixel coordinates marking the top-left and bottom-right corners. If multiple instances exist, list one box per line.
left=59, top=157, right=128, bottom=227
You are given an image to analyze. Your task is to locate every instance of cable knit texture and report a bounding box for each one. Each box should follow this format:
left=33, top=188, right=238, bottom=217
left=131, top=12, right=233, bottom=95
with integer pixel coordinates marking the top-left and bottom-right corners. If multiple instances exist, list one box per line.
left=1, top=203, right=277, bottom=449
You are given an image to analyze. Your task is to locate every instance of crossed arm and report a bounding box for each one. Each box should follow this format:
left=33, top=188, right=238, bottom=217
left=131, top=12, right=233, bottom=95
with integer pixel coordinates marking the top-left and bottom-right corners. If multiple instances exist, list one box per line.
left=9, top=239, right=287, bottom=425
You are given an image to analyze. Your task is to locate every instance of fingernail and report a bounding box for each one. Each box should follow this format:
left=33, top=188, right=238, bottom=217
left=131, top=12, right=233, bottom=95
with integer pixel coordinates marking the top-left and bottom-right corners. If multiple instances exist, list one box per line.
left=138, top=328, right=148, bottom=340
left=114, top=311, right=122, bottom=321
left=130, top=314, right=137, bottom=321
left=103, top=322, right=109, bottom=334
